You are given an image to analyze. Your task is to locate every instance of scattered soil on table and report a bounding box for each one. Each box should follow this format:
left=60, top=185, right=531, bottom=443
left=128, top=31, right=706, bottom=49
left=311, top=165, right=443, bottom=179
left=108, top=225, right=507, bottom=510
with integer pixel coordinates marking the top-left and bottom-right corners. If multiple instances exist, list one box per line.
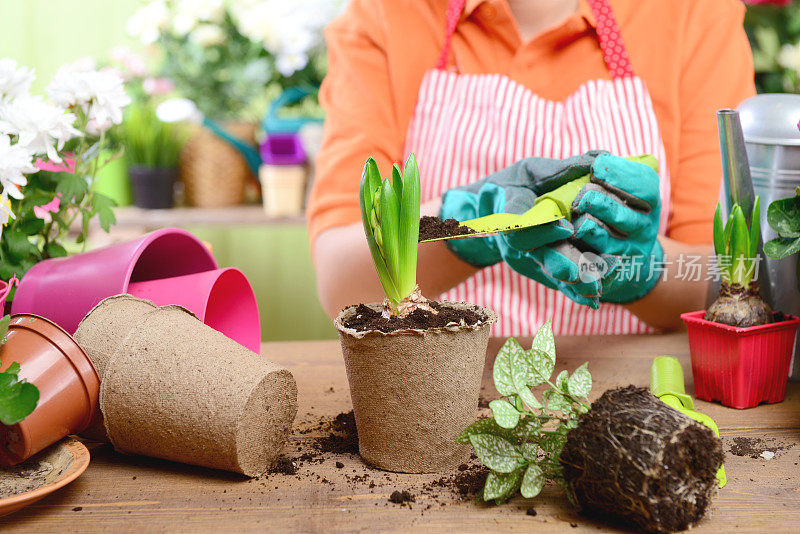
left=421, top=463, right=488, bottom=501
left=344, top=302, right=486, bottom=333
left=728, top=436, right=788, bottom=459
left=560, top=386, right=723, bottom=534
left=314, top=411, right=359, bottom=455
left=389, top=490, right=416, bottom=506
left=418, top=216, right=477, bottom=241
left=268, top=456, right=298, bottom=475
left=526, top=507, right=537, bottom=516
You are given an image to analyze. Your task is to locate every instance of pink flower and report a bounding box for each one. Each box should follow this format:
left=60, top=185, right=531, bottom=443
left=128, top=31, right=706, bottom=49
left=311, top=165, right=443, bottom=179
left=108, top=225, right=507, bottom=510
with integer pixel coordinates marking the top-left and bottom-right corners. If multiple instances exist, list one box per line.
left=35, top=155, right=76, bottom=173
left=33, top=195, right=61, bottom=220
left=143, top=77, right=174, bottom=96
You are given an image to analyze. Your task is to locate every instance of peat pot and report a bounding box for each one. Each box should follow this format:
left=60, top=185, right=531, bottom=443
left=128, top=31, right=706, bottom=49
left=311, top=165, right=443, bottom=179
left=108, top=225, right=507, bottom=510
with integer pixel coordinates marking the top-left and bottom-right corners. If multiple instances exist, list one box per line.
left=739, top=94, right=800, bottom=378
left=0, top=315, right=99, bottom=466
left=334, top=302, right=496, bottom=473
left=681, top=310, right=800, bottom=409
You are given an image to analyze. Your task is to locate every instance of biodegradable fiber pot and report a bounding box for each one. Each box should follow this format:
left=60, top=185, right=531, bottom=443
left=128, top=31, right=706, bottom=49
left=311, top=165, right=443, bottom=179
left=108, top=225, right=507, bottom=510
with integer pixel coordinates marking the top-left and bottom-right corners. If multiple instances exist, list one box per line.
left=11, top=228, right=217, bottom=334
left=334, top=302, right=496, bottom=473
left=74, top=294, right=158, bottom=441
left=0, top=315, right=99, bottom=467
left=99, top=304, right=297, bottom=476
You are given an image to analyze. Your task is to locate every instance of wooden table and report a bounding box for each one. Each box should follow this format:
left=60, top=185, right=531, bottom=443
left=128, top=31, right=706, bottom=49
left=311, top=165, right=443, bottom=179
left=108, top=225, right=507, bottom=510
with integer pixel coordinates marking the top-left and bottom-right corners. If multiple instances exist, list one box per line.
left=4, top=334, right=800, bottom=533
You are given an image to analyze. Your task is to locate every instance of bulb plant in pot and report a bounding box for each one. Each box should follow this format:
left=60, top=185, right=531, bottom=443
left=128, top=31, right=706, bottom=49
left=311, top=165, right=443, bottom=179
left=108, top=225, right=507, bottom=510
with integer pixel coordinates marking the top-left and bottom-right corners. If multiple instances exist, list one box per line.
left=681, top=198, right=800, bottom=409
left=118, top=101, right=186, bottom=210
left=334, top=154, right=497, bottom=473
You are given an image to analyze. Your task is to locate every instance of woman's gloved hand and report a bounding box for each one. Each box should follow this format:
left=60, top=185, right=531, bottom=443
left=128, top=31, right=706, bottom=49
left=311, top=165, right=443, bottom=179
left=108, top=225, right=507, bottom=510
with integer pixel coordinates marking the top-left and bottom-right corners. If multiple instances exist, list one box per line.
left=571, top=153, right=663, bottom=303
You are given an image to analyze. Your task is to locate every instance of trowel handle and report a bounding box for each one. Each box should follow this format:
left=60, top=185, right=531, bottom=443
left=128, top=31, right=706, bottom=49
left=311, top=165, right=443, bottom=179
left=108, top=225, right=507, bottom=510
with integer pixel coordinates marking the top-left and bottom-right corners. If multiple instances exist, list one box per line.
left=650, top=356, right=686, bottom=397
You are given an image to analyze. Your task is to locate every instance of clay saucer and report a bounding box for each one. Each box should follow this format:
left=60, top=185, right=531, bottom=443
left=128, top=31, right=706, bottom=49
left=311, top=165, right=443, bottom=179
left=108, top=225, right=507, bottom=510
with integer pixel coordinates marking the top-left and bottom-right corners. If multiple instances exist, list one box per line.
left=0, top=437, right=90, bottom=517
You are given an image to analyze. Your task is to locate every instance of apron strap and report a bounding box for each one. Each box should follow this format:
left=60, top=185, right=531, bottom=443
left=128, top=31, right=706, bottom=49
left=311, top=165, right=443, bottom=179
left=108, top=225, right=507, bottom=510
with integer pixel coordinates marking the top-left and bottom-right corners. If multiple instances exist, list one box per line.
left=436, top=0, right=467, bottom=70
left=436, top=0, right=634, bottom=78
left=586, top=0, right=634, bottom=78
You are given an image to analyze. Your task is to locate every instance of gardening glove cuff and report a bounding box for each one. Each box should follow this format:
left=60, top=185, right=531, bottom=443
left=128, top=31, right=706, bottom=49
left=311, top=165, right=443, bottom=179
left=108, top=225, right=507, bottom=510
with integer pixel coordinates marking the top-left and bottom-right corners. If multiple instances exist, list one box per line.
left=599, top=239, right=664, bottom=304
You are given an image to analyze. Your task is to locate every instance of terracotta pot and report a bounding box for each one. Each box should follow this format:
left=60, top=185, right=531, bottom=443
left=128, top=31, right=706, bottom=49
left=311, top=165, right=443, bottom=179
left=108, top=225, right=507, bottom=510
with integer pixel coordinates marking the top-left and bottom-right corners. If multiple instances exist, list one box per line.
left=681, top=310, right=800, bottom=409
left=334, top=302, right=496, bottom=473
left=0, top=314, right=100, bottom=466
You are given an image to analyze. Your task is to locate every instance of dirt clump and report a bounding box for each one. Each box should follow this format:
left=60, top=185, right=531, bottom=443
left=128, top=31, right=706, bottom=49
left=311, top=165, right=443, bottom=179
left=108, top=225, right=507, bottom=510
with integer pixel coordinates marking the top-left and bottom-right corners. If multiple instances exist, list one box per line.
left=389, top=490, right=416, bottom=506
left=729, top=436, right=787, bottom=459
left=344, top=302, right=485, bottom=333
left=418, top=216, right=476, bottom=241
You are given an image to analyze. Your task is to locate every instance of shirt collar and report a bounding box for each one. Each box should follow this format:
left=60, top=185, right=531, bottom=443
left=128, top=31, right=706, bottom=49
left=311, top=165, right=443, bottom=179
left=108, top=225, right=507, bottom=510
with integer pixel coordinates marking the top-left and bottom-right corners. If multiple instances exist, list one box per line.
left=463, top=0, right=597, bottom=28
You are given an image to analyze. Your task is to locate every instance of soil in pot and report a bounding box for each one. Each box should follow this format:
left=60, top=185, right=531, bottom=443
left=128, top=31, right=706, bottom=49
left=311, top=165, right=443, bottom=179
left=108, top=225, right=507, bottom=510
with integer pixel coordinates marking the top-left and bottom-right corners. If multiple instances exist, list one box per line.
left=418, top=216, right=477, bottom=241
left=335, top=301, right=496, bottom=473
left=560, top=386, right=723, bottom=534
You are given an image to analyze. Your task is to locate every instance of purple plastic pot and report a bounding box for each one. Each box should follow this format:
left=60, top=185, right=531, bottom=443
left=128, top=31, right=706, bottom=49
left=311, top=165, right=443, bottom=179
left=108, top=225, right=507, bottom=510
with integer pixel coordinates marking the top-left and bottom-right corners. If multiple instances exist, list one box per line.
left=11, top=228, right=218, bottom=334
left=259, top=133, right=306, bottom=166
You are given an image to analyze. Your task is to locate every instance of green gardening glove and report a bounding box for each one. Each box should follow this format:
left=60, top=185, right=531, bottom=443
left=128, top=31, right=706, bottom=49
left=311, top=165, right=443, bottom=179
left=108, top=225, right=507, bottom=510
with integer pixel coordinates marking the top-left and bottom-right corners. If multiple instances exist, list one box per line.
left=571, top=153, right=663, bottom=303
left=441, top=152, right=609, bottom=307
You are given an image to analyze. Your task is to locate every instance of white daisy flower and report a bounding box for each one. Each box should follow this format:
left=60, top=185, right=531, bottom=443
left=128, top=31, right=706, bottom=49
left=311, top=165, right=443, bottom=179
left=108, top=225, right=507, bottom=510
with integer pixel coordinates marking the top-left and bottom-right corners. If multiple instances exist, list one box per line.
left=0, top=134, right=36, bottom=201
left=46, top=63, right=131, bottom=130
left=0, top=95, right=80, bottom=163
left=0, top=58, right=35, bottom=102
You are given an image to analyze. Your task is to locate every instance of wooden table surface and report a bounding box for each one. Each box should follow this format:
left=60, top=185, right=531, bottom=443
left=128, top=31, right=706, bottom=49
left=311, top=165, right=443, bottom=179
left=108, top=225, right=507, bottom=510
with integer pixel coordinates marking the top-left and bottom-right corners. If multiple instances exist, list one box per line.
left=3, top=334, right=799, bottom=533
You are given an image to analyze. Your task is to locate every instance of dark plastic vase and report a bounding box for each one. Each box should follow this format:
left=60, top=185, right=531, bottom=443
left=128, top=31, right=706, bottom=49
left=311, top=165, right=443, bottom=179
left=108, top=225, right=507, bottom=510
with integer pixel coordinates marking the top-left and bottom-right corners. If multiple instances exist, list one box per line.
left=129, top=166, right=176, bottom=209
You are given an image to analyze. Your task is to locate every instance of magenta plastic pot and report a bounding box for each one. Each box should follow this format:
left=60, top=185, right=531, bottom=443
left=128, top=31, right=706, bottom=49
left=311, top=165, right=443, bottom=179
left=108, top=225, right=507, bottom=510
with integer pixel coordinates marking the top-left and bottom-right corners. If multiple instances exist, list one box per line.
left=127, top=267, right=261, bottom=353
left=12, top=228, right=218, bottom=334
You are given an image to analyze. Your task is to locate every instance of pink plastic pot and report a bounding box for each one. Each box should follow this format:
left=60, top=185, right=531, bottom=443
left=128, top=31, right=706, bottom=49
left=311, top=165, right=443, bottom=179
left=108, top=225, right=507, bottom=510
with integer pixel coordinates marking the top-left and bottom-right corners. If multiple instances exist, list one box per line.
left=681, top=311, right=800, bottom=409
left=12, top=228, right=218, bottom=334
left=127, top=268, right=261, bottom=353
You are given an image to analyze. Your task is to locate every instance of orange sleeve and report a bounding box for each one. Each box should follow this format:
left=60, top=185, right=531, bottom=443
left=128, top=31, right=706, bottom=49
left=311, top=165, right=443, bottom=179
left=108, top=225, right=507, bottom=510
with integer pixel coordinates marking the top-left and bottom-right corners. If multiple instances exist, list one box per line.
left=668, top=0, right=755, bottom=244
left=306, top=0, right=405, bottom=245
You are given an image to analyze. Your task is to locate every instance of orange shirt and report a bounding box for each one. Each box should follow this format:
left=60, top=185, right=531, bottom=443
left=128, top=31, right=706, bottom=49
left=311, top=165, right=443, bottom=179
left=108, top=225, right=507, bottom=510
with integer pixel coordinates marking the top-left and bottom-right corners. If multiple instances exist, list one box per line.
left=307, top=0, right=755, bottom=245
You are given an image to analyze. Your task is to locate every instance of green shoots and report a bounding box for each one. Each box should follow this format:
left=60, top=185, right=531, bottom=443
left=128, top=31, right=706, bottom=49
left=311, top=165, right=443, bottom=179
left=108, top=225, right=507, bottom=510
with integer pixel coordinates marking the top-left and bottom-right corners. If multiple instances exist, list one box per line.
left=360, top=154, right=422, bottom=315
left=713, top=198, right=761, bottom=289
left=459, top=321, right=592, bottom=504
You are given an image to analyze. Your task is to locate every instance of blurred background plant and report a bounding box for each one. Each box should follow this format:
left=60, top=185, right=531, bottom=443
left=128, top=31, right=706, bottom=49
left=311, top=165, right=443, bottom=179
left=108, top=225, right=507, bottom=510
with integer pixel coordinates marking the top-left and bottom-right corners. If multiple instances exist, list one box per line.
left=116, top=101, right=186, bottom=170
left=745, top=0, right=800, bottom=93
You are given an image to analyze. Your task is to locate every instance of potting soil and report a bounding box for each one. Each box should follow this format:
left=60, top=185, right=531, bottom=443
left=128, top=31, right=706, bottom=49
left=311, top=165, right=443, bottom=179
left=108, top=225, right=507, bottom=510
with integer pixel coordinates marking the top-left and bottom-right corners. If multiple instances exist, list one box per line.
left=0, top=445, right=73, bottom=499
left=418, top=216, right=477, bottom=241
left=344, top=302, right=485, bottom=333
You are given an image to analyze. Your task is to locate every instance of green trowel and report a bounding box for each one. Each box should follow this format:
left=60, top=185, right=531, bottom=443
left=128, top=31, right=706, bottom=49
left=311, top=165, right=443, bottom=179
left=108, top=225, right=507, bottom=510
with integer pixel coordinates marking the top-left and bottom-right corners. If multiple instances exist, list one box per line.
left=650, top=356, right=727, bottom=488
left=419, top=174, right=590, bottom=243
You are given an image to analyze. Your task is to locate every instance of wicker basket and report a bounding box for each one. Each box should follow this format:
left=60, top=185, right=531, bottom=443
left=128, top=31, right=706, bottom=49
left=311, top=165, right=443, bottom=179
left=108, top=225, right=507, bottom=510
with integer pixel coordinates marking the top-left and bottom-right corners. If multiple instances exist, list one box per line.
left=179, top=121, right=256, bottom=207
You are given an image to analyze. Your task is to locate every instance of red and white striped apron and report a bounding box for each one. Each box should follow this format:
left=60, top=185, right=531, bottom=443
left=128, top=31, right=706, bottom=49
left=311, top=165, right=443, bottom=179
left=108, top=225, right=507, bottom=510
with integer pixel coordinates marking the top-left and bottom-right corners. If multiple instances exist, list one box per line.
left=405, top=0, right=671, bottom=337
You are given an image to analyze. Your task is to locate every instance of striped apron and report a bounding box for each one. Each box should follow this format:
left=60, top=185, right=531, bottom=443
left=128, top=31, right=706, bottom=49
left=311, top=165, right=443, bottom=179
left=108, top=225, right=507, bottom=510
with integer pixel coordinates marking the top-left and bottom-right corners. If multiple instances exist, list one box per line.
left=404, top=0, right=671, bottom=337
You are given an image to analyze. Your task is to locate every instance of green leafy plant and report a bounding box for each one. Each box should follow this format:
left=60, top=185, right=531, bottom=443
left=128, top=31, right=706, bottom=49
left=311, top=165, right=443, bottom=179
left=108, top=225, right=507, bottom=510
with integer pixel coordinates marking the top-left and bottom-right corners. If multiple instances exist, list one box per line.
left=744, top=1, right=800, bottom=93
left=0, top=315, right=39, bottom=426
left=712, top=199, right=761, bottom=289
left=115, top=101, right=187, bottom=169
left=459, top=320, right=591, bottom=504
left=764, top=187, right=800, bottom=260
left=360, top=154, right=426, bottom=316
left=706, top=198, right=772, bottom=327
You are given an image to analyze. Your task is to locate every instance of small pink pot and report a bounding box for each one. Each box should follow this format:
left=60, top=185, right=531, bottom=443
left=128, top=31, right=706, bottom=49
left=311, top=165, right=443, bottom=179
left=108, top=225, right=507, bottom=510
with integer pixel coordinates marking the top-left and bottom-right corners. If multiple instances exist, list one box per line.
left=12, top=228, right=218, bottom=333
left=681, top=310, right=800, bottom=409
left=128, top=268, right=261, bottom=353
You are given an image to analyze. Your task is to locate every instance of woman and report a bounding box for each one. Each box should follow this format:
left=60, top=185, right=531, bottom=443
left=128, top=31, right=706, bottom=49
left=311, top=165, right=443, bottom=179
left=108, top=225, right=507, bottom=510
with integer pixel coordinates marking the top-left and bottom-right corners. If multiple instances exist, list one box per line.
left=307, top=0, right=755, bottom=335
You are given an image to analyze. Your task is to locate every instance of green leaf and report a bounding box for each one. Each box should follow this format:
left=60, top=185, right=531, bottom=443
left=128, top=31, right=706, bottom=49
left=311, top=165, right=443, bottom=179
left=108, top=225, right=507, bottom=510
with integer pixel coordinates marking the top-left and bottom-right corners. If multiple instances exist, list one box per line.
left=5, top=232, right=39, bottom=262
left=520, top=464, right=545, bottom=499
left=469, top=434, right=524, bottom=473
left=516, top=385, right=541, bottom=410
left=0, top=362, right=40, bottom=426
left=457, top=417, right=516, bottom=444
left=0, top=315, right=9, bottom=341
left=527, top=348, right=555, bottom=387
left=483, top=469, right=523, bottom=502
left=730, top=205, right=751, bottom=286
left=391, top=163, right=403, bottom=206
left=555, top=370, right=569, bottom=393
left=92, top=193, right=117, bottom=233
left=379, top=178, right=401, bottom=285
left=767, top=195, right=800, bottom=238
left=397, top=153, right=421, bottom=298
left=46, top=242, right=68, bottom=258
left=490, top=399, right=521, bottom=429
left=567, top=363, right=592, bottom=398
left=15, top=217, right=45, bottom=236
left=764, top=235, right=800, bottom=260
left=518, top=441, right=539, bottom=460
left=494, top=338, right=523, bottom=395
left=713, top=202, right=725, bottom=257
left=530, top=319, right=556, bottom=363
left=512, top=416, right=542, bottom=440
left=543, top=388, right=569, bottom=412
left=749, top=197, right=761, bottom=262
left=56, top=174, right=89, bottom=202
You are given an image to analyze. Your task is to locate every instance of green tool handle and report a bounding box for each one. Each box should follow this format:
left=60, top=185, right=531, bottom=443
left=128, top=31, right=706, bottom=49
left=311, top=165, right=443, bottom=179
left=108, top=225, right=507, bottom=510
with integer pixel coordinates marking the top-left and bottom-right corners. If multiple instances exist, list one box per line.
left=651, top=355, right=687, bottom=398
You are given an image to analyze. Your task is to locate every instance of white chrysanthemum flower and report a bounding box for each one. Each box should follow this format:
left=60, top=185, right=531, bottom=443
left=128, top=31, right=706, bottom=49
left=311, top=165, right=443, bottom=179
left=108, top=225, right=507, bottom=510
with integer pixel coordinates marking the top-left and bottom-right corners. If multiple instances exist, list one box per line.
left=190, top=24, right=226, bottom=47
left=778, top=42, right=800, bottom=73
left=0, top=190, right=14, bottom=226
left=276, top=52, right=309, bottom=77
left=0, top=58, right=35, bottom=102
left=127, top=0, right=170, bottom=44
left=46, top=64, right=131, bottom=130
left=0, top=95, right=80, bottom=163
left=0, top=134, right=36, bottom=201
